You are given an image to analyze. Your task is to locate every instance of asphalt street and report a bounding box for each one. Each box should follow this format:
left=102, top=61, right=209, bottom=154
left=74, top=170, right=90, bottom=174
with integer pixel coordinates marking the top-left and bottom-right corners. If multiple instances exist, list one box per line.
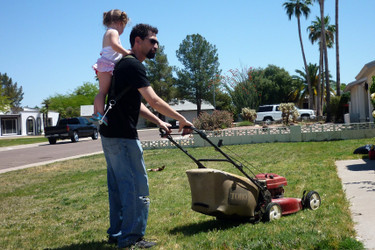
left=0, top=128, right=162, bottom=173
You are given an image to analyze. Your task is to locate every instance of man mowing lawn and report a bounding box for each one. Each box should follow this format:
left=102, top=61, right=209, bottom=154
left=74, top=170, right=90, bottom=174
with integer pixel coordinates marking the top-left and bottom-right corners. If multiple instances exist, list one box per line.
left=99, top=23, right=192, bottom=249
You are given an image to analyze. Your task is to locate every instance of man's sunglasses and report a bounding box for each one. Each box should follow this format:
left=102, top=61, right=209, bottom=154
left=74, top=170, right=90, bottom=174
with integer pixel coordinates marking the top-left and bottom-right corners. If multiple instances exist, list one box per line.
left=145, top=37, right=159, bottom=45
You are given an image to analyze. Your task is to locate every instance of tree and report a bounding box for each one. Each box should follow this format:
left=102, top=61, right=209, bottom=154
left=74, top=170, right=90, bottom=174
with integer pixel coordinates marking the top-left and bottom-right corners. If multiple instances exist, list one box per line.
left=307, top=15, right=336, bottom=116
left=40, top=99, right=51, bottom=128
left=73, top=82, right=99, bottom=99
left=144, top=45, right=176, bottom=119
left=210, top=86, right=232, bottom=112
left=223, top=67, right=260, bottom=116
left=145, top=45, right=175, bottom=102
left=283, top=0, right=313, bottom=109
left=291, top=63, right=320, bottom=107
left=0, top=87, right=11, bottom=112
left=224, top=65, right=295, bottom=116
left=176, top=34, right=221, bottom=116
left=0, top=72, right=24, bottom=112
left=45, top=82, right=98, bottom=118
left=255, top=65, right=296, bottom=105
left=316, top=0, right=332, bottom=122
left=335, top=0, right=340, bottom=96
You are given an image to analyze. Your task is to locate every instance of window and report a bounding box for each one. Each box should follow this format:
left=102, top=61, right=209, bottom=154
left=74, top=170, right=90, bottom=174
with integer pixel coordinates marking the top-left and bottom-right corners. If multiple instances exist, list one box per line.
left=81, top=118, right=89, bottom=124
left=59, top=119, right=68, bottom=125
left=27, top=117, right=35, bottom=135
left=257, top=106, right=273, bottom=112
left=36, top=117, right=42, bottom=135
left=69, top=118, right=79, bottom=124
left=1, top=118, right=17, bottom=135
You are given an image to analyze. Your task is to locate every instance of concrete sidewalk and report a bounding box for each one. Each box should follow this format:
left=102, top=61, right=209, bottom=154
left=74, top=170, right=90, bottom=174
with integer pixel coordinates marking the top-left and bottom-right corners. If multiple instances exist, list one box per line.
left=336, top=159, right=375, bottom=249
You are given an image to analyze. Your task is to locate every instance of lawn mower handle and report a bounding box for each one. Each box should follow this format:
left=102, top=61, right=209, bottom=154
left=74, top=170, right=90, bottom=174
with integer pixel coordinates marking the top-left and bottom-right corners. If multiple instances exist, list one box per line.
left=159, top=126, right=206, bottom=169
left=159, top=125, right=192, bottom=137
left=159, top=127, right=263, bottom=186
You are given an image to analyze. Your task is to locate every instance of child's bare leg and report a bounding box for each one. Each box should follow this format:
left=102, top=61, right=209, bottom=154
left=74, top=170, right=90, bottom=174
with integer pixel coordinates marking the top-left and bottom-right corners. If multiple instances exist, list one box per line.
left=94, top=93, right=106, bottom=115
left=94, top=72, right=112, bottom=115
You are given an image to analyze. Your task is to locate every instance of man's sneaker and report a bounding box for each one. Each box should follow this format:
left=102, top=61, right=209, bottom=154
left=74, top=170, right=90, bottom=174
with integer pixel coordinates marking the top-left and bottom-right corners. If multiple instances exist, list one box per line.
left=107, top=235, right=118, bottom=244
left=134, top=238, right=157, bottom=248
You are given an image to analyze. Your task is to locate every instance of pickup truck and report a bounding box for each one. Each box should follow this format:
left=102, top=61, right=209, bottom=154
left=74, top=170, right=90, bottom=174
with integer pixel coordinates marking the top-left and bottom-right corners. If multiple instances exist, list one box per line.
left=255, top=104, right=316, bottom=124
left=45, top=117, right=98, bottom=144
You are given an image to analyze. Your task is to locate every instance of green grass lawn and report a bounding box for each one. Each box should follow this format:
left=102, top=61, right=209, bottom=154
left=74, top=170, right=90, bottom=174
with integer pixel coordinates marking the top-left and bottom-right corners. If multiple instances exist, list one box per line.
left=0, top=138, right=369, bottom=249
left=0, top=136, right=48, bottom=147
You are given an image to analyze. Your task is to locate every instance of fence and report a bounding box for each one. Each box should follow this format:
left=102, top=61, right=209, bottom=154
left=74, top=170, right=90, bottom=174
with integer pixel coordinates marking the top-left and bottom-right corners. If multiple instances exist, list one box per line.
left=140, top=123, right=375, bottom=150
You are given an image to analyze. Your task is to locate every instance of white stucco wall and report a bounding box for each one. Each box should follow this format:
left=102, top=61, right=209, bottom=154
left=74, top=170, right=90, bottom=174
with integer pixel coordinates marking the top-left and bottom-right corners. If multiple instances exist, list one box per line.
left=346, top=60, right=375, bottom=123
left=349, top=83, right=372, bottom=122
left=19, top=109, right=59, bottom=135
left=0, top=108, right=59, bottom=136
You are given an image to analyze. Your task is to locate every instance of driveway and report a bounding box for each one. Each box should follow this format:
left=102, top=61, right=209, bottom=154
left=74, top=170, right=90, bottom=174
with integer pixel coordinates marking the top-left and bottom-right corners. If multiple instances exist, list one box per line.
left=336, top=159, right=375, bottom=249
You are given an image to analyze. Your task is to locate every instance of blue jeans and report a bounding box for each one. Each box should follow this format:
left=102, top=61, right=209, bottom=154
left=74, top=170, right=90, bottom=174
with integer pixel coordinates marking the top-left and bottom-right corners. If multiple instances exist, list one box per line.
left=101, top=136, right=150, bottom=248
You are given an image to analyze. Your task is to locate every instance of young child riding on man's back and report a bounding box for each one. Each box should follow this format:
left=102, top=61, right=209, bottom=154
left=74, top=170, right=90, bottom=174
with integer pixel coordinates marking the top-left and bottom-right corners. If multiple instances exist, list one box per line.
left=92, top=9, right=131, bottom=125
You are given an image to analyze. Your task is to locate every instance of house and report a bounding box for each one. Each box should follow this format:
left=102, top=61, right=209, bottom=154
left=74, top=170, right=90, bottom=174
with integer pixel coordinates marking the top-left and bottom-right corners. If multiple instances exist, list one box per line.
left=80, top=100, right=215, bottom=128
left=345, top=60, right=375, bottom=122
left=166, top=100, right=215, bottom=123
left=0, top=107, right=59, bottom=137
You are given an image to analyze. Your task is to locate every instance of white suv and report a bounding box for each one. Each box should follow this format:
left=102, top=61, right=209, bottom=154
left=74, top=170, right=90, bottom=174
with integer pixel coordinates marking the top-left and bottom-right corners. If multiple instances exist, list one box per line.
left=296, top=107, right=316, bottom=120
left=256, top=105, right=282, bottom=123
left=256, top=104, right=315, bottom=123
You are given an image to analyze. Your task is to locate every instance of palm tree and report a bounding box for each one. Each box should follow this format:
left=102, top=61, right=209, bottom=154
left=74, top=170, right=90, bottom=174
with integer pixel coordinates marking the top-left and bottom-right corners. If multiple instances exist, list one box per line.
left=335, top=0, right=340, bottom=96
left=307, top=16, right=336, bottom=116
left=283, top=0, right=313, bottom=109
left=291, top=63, right=335, bottom=109
left=41, top=99, right=51, bottom=129
left=291, top=63, right=319, bottom=107
left=317, top=0, right=332, bottom=122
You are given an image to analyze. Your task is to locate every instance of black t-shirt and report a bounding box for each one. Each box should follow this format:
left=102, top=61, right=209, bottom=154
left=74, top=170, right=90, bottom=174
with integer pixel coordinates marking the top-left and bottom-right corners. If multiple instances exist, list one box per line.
left=99, top=54, right=150, bottom=139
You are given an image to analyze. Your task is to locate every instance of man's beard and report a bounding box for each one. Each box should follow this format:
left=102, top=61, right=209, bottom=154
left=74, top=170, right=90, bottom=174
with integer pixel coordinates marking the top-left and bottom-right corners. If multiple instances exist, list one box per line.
left=146, top=50, right=156, bottom=59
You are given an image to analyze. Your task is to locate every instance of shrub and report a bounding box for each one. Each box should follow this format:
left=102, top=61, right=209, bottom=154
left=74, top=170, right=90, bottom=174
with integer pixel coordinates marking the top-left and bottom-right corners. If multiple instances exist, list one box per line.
left=280, top=103, right=298, bottom=125
left=328, top=96, right=341, bottom=122
left=193, top=110, right=233, bottom=130
left=240, top=107, right=257, bottom=122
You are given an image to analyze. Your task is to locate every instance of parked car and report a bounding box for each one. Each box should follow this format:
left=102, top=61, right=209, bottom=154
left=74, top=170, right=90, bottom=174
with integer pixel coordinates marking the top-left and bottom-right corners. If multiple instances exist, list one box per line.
left=256, top=105, right=282, bottom=123
left=45, top=117, right=98, bottom=144
left=256, top=104, right=316, bottom=124
left=296, top=108, right=316, bottom=120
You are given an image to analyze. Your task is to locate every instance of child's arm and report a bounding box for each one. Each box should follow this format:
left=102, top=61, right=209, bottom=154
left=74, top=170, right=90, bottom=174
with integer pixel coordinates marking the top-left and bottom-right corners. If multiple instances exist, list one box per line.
left=107, top=29, right=131, bottom=56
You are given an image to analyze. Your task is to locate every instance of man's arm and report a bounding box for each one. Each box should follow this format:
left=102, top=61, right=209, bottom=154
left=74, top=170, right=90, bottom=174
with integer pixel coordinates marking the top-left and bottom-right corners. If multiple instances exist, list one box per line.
left=138, top=86, right=193, bottom=132
left=139, top=103, right=171, bottom=133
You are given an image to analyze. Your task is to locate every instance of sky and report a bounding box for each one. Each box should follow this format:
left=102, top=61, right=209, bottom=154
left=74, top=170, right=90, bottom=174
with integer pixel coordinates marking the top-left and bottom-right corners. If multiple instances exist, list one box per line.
left=0, top=0, right=374, bottom=108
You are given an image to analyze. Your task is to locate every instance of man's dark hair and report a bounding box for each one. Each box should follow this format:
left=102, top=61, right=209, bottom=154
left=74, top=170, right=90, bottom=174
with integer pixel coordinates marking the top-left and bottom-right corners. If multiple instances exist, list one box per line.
left=130, top=24, right=158, bottom=48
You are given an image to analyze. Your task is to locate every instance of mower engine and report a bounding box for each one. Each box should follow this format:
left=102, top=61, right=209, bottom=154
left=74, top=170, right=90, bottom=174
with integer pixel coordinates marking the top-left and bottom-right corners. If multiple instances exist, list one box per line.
left=255, top=173, right=287, bottom=199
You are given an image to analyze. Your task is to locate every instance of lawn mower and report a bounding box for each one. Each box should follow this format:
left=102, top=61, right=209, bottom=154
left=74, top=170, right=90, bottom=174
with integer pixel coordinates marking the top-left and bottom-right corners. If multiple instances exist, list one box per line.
left=160, top=127, right=321, bottom=222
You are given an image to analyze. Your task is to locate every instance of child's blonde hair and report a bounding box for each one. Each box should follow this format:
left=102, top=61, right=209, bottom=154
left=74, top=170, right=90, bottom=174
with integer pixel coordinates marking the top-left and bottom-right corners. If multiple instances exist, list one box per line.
left=103, top=9, right=128, bottom=27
